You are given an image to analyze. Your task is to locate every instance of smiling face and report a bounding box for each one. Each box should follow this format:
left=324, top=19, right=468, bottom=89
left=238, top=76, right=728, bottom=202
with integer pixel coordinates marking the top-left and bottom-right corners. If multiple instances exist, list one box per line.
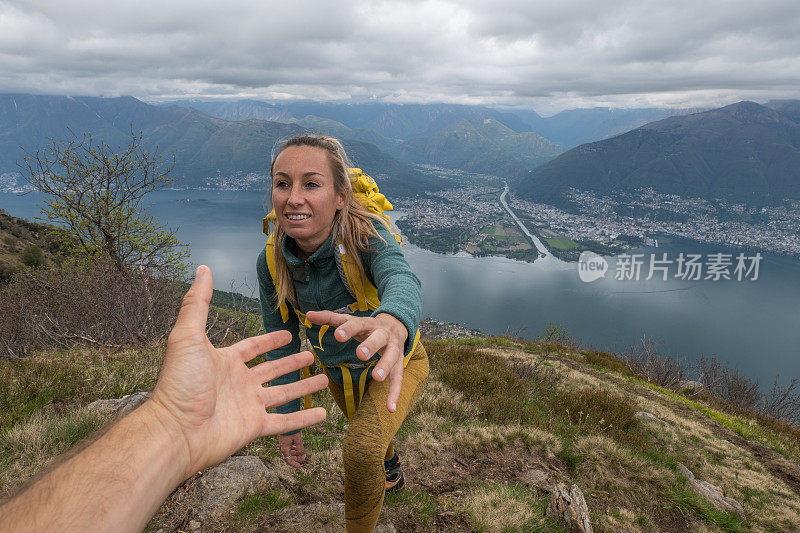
left=271, top=145, right=347, bottom=257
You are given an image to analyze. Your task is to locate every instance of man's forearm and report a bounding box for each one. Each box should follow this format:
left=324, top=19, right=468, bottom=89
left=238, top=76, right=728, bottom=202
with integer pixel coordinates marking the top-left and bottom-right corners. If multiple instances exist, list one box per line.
left=0, top=401, right=189, bottom=533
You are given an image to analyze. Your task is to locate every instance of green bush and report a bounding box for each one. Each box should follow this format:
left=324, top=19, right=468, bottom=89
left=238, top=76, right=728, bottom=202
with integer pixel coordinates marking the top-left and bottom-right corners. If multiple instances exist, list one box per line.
left=21, top=245, right=44, bottom=268
left=535, top=322, right=575, bottom=351
left=0, top=260, right=19, bottom=283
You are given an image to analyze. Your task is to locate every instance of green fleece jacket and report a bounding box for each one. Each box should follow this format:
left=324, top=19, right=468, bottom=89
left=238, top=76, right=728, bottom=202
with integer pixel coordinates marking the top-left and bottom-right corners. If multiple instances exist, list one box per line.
left=256, top=222, right=423, bottom=415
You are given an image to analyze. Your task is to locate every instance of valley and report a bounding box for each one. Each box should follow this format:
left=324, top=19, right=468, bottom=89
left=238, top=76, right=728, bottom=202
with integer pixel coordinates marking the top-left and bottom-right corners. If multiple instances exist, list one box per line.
left=395, top=170, right=800, bottom=262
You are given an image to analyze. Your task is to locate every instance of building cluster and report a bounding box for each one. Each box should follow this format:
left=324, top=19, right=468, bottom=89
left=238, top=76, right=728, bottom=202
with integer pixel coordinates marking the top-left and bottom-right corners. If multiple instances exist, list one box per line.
left=509, top=188, right=800, bottom=256
left=201, top=172, right=267, bottom=190
left=396, top=185, right=505, bottom=231
left=419, top=317, right=483, bottom=339
left=0, top=172, right=35, bottom=194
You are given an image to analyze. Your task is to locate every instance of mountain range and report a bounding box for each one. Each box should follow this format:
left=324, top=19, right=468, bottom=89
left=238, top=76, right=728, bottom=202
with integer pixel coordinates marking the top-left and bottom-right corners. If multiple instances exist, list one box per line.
left=511, top=107, right=702, bottom=149
left=514, top=100, right=800, bottom=208
left=396, top=116, right=562, bottom=177
left=165, top=100, right=705, bottom=176
left=167, top=100, right=566, bottom=177
left=167, top=99, right=699, bottom=150
left=0, top=94, right=441, bottom=196
left=7, top=94, right=665, bottom=189
left=4, top=94, right=798, bottom=208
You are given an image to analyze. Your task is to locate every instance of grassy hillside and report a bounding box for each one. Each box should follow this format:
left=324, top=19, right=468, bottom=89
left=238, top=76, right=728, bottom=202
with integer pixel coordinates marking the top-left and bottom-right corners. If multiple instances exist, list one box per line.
left=2, top=211, right=799, bottom=531
left=2, top=334, right=799, bottom=532
left=0, top=209, right=64, bottom=281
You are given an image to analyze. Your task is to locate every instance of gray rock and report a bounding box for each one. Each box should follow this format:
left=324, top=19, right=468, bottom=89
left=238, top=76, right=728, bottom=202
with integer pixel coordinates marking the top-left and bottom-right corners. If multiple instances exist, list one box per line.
left=679, top=380, right=705, bottom=395
left=635, top=411, right=673, bottom=431
left=546, top=482, right=593, bottom=533
left=520, top=468, right=550, bottom=490
left=677, top=463, right=744, bottom=516
left=187, top=519, right=201, bottom=532
left=87, top=391, right=150, bottom=417
left=194, top=455, right=277, bottom=522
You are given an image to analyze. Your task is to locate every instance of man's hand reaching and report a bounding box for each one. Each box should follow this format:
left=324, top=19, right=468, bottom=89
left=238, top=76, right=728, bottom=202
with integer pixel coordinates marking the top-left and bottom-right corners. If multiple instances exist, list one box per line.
left=0, top=265, right=328, bottom=533
left=150, top=265, right=329, bottom=477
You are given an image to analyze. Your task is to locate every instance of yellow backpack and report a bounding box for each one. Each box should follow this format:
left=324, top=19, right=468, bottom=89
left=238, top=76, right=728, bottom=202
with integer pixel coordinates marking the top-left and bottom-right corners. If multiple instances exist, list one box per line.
left=262, top=168, right=420, bottom=418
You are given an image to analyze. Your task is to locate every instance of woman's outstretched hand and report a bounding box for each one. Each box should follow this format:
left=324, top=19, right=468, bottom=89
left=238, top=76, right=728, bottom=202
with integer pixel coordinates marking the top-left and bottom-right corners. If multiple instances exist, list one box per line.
left=305, top=311, right=408, bottom=413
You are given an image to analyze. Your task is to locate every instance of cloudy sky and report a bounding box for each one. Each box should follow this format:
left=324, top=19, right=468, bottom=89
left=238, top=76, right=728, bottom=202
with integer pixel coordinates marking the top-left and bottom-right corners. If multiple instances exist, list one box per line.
left=1, top=0, right=799, bottom=114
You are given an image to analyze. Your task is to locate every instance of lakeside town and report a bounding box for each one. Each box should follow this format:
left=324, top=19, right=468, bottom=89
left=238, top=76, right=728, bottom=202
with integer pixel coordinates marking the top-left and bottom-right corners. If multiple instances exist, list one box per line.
left=394, top=184, right=542, bottom=262
left=509, top=187, right=800, bottom=258
left=395, top=174, right=800, bottom=262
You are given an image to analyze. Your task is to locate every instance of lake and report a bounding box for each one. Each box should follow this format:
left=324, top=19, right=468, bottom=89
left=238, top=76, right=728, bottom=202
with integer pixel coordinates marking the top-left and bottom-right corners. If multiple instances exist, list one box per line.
left=3, top=189, right=799, bottom=387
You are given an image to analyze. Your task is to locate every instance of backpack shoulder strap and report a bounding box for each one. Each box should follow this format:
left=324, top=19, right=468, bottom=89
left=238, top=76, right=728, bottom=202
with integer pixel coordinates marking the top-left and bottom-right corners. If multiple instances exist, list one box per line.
left=334, top=239, right=381, bottom=313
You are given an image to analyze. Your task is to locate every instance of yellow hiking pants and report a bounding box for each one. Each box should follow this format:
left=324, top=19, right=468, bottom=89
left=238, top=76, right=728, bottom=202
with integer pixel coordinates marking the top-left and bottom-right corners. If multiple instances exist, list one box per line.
left=325, top=342, right=429, bottom=532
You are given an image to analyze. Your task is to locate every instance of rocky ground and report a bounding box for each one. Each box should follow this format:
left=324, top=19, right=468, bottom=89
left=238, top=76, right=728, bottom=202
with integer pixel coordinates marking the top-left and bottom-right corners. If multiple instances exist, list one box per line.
left=2, top=337, right=800, bottom=532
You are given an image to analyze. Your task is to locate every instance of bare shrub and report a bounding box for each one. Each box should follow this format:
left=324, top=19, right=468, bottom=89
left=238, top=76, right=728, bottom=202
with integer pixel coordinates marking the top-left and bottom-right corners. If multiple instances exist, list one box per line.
left=429, top=343, right=540, bottom=425
left=0, top=258, right=183, bottom=357
left=760, top=378, right=800, bottom=426
left=204, top=281, right=262, bottom=347
left=697, top=355, right=760, bottom=411
left=536, top=322, right=575, bottom=349
left=621, top=335, right=686, bottom=389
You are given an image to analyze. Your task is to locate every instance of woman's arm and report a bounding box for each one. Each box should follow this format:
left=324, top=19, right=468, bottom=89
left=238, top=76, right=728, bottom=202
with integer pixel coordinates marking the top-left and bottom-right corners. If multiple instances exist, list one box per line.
left=362, top=223, right=423, bottom=355
left=306, top=222, right=423, bottom=413
left=257, top=248, right=315, bottom=467
left=306, top=310, right=408, bottom=412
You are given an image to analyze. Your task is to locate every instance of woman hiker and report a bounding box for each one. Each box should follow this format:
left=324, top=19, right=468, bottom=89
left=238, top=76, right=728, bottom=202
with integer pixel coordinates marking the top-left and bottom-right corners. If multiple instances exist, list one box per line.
left=256, top=135, right=429, bottom=532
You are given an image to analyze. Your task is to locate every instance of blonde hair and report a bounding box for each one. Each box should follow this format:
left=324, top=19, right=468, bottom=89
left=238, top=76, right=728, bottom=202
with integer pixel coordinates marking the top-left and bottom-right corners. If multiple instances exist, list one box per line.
left=269, top=135, right=389, bottom=312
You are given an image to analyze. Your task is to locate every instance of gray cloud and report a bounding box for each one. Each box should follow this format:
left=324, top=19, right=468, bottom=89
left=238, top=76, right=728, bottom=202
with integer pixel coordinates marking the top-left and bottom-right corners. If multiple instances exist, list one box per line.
left=1, top=0, right=799, bottom=113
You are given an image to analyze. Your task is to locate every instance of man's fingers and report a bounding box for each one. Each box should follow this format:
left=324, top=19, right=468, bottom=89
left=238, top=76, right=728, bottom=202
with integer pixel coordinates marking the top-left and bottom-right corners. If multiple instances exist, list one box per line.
left=260, top=374, right=329, bottom=408
left=251, top=351, right=315, bottom=384
left=264, top=407, right=328, bottom=436
left=305, top=310, right=350, bottom=328
left=386, top=358, right=404, bottom=413
left=228, top=328, right=292, bottom=365
left=171, top=265, right=213, bottom=336
left=233, top=330, right=293, bottom=363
